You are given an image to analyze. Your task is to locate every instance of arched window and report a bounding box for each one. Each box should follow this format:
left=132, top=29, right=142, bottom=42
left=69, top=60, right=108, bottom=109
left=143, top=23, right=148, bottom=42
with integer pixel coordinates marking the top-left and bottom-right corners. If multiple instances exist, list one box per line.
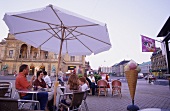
left=20, top=44, right=28, bottom=58
left=30, top=46, right=38, bottom=59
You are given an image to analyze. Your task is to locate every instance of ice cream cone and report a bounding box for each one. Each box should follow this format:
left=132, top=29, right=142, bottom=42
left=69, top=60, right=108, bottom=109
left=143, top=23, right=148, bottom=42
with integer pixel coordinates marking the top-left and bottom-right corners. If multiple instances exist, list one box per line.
left=125, top=70, right=138, bottom=100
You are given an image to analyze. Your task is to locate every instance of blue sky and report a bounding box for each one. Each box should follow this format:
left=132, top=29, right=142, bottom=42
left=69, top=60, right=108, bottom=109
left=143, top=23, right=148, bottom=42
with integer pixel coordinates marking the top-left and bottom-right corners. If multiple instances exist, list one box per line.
left=0, top=0, right=170, bottom=69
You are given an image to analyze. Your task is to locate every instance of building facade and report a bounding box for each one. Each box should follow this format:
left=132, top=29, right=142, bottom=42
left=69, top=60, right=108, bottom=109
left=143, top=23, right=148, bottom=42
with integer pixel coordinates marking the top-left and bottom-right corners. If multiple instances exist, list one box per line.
left=138, top=61, right=151, bottom=76
left=150, top=48, right=167, bottom=77
left=0, top=34, right=86, bottom=75
left=100, top=66, right=112, bottom=73
left=112, top=60, right=130, bottom=76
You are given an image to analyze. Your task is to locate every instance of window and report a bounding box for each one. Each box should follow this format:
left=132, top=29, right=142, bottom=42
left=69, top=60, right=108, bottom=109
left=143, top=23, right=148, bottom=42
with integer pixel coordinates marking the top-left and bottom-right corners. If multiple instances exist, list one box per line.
left=54, top=54, right=58, bottom=59
left=45, top=52, right=48, bottom=59
left=34, top=52, right=37, bottom=58
left=9, top=50, right=13, bottom=58
left=78, top=56, right=82, bottom=61
left=70, top=56, right=75, bottom=61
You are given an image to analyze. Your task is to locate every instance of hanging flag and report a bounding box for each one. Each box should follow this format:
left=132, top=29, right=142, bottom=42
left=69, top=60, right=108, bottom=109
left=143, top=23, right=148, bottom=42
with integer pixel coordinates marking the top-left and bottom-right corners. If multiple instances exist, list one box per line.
left=141, top=35, right=156, bottom=52
left=161, top=41, right=168, bottom=67
left=161, top=41, right=166, bottom=55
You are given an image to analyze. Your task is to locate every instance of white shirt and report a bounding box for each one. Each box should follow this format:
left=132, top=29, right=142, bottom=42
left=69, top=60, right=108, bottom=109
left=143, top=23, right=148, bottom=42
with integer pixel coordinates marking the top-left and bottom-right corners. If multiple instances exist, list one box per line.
left=58, top=71, right=64, bottom=77
left=44, top=75, right=52, bottom=87
left=81, top=83, right=88, bottom=91
left=88, top=76, right=96, bottom=83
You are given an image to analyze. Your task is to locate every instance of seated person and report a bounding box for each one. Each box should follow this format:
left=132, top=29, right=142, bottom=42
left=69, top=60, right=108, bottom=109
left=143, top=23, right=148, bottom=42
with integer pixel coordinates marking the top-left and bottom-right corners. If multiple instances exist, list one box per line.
left=58, top=68, right=64, bottom=82
left=34, top=70, right=54, bottom=111
left=15, top=64, right=48, bottom=110
left=88, top=73, right=97, bottom=95
left=59, top=74, right=82, bottom=110
left=34, top=71, right=47, bottom=89
left=84, top=73, right=91, bottom=88
left=79, top=77, right=88, bottom=91
left=43, top=71, right=52, bottom=88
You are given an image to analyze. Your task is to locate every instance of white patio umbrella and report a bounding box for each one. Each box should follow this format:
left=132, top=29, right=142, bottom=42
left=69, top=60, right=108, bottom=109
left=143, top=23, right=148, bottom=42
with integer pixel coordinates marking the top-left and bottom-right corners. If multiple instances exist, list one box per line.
left=3, top=4, right=111, bottom=109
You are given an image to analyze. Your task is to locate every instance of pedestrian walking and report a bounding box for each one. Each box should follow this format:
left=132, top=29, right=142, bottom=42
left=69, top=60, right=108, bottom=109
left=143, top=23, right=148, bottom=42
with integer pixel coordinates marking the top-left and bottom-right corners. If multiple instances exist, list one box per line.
left=13, top=70, right=17, bottom=76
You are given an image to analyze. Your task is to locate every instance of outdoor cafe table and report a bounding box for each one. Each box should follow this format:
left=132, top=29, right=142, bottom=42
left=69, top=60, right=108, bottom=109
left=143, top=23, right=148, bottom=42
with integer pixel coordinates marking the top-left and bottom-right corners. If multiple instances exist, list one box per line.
left=16, top=88, right=52, bottom=110
left=17, top=88, right=52, bottom=98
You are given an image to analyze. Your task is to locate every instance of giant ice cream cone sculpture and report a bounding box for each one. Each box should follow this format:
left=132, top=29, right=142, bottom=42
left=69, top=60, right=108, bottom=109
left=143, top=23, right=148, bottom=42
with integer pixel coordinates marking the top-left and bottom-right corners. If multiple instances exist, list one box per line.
left=125, top=70, right=138, bottom=100
left=124, top=60, right=141, bottom=111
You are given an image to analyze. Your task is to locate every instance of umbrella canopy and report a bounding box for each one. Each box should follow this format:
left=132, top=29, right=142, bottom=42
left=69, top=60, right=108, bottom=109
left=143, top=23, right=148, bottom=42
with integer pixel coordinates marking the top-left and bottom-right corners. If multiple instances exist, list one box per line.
left=3, top=4, right=111, bottom=109
left=3, top=4, right=111, bottom=56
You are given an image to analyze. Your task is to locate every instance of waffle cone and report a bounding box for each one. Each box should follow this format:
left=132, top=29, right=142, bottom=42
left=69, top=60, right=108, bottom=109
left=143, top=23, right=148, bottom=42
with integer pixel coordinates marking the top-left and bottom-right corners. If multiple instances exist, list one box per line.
left=125, top=70, right=138, bottom=100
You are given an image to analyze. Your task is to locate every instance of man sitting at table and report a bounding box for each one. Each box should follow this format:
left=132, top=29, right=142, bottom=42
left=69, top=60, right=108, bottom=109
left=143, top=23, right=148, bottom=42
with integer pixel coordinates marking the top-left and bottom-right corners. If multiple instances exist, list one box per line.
left=43, top=71, right=52, bottom=88
left=15, top=64, right=48, bottom=110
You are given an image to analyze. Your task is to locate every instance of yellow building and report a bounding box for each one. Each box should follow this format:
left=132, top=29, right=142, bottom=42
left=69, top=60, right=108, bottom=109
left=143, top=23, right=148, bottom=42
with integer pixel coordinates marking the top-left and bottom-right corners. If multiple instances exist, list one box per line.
left=151, top=48, right=167, bottom=77
left=0, top=34, right=86, bottom=75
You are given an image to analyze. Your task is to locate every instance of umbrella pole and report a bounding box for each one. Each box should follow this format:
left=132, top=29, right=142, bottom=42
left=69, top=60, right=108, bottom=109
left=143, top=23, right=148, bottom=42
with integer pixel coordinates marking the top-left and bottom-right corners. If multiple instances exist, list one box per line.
left=53, top=53, right=61, bottom=110
left=53, top=28, right=65, bottom=111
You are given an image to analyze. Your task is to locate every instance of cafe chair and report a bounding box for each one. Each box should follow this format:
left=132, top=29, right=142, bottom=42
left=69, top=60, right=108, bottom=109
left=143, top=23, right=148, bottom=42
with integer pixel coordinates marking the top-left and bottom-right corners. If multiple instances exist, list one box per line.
left=0, top=82, right=13, bottom=98
left=0, top=98, right=40, bottom=111
left=0, top=87, right=9, bottom=98
left=13, top=89, right=39, bottom=110
left=97, top=80, right=108, bottom=96
left=82, top=89, right=89, bottom=111
left=59, top=91, right=85, bottom=111
left=111, top=80, right=122, bottom=98
left=13, top=89, right=24, bottom=108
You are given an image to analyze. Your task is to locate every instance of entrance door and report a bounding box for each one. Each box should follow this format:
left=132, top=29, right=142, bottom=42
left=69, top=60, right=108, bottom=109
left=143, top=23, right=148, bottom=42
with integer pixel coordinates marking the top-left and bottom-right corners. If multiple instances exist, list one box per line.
left=30, top=65, right=35, bottom=75
left=40, top=65, right=45, bottom=71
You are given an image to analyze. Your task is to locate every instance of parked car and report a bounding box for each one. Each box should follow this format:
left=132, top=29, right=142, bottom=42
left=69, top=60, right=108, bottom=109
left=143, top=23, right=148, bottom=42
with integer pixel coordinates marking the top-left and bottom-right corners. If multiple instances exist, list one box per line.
left=138, top=73, right=144, bottom=79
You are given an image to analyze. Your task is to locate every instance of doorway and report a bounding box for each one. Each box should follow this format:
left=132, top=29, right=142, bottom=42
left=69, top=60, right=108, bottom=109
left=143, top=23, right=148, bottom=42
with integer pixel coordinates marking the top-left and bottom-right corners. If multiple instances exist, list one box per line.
left=30, top=65, right=35, bottom=75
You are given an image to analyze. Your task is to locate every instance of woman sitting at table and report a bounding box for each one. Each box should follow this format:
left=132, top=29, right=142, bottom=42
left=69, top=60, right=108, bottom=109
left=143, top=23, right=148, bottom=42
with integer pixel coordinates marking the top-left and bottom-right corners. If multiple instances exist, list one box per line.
left=59, top=74, right=82, bottom=110
left=34, top=70, right=54, bottom=111
left=79, top=77, right=88, bottom=91
left=34, top=71, right=48, bottom=89
left=84, top=73, right=91, bottom=88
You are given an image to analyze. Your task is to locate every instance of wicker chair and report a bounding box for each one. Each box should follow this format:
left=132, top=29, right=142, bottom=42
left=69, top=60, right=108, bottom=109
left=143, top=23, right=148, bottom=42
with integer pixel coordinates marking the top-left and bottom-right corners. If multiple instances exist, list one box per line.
left=0, top=82, right=13, bottom=98
left=97, top=80, right=108, bottom=96
left=0, top=98, right=40, bottom=111
left=111, top=80, right=122, bottom=98
left=59, top=91, right=85, bottom=111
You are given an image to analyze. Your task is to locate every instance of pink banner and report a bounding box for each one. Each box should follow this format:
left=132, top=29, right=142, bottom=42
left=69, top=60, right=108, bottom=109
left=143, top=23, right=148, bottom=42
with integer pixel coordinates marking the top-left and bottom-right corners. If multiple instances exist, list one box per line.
left=141, top=35, right=156, bottom=52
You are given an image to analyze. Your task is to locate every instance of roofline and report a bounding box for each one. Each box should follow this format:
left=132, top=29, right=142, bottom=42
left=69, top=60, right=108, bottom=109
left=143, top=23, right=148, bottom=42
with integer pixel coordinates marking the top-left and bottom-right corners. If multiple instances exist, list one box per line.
left=157, top=16, right=170, bottom=37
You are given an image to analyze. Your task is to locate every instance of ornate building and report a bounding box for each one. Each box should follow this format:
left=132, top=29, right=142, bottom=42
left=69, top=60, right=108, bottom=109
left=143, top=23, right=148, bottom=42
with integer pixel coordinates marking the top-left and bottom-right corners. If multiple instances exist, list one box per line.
left=151, top=48, right=167, bottom=77
left=0, top=34, right=86, bottom=75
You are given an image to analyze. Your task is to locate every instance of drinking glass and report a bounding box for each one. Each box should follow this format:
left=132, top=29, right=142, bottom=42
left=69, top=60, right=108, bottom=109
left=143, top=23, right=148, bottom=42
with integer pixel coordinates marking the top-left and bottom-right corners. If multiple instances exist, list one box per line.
left=55, top=81, right=59, bottom=87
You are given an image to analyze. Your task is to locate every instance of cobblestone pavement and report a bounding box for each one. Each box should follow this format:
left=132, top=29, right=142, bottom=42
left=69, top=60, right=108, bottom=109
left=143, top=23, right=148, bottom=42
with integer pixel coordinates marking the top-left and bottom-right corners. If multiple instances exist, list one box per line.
left=1, top=76, right=170, bottom=111
left=86, top=79, right=170, bottom=111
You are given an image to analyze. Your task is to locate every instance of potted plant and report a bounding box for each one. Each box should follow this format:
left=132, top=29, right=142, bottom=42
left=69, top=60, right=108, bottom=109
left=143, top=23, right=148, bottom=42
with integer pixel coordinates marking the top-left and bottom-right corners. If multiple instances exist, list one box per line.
left=94, top=74, right=102, bottom=83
